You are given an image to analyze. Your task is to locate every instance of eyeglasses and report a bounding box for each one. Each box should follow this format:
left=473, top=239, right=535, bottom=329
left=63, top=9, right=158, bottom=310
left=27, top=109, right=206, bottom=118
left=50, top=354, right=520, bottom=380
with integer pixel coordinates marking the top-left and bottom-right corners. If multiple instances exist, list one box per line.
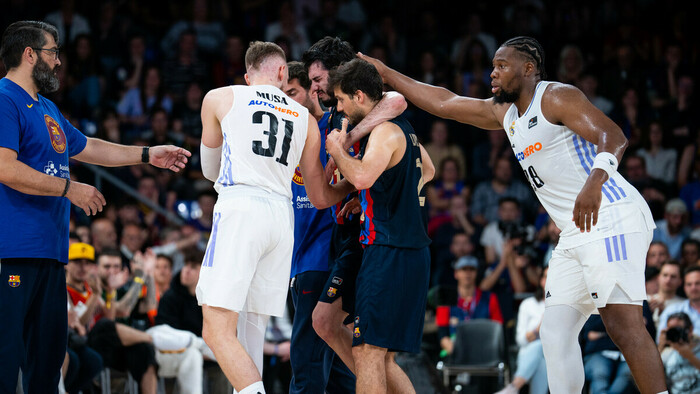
left=32, top=47, right=60, bottom=60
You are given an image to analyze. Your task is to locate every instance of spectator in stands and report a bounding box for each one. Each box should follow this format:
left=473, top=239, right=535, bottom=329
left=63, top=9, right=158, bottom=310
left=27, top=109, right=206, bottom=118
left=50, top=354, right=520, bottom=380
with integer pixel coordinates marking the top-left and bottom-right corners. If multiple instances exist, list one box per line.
left=426, top=157, right=469, bottom=229
left=120, top=222, right=147, bottom=262
left=117, top=65, right=173, bottom=137
left=306, top=0, right=351, bottom=43
left=654, top=198, right=692, bottom=260
left=495, top=268, right=548, bottom=394
left=648, top=260, right=686, bottom=328
left=539, top=217, right=561, bottom=267
left=65, top=33, right=102, bottom=119
left=432, top=230, right=476, bottom=288
left=658, top=266, right=700, bottom=340
left=188, top=189, right=215, bottom=234
left=160, top=0, right=225, bottom=58
left=636, top=120, right=678, bottom=186
left=436, top=256, right=503, bottom=357
left=470, top=129, right=511, bottom=184
left=576, top=72, right=614, bottom=115
left=681, top=239, right=700, bottom=271
left=161, top=28, right=210, bottom=105
left=556, top=44, right=585, bottom=85
left=43, top=0, right=90, bottom=44
left=480, top=197, right=535, bottom=265
left=424, top=119, right=467, bottom=182
left=658, top=312, right=700, bottom=393
left=264, top=1, right=309, bottom=61
left=647, top=241, right=671, bottom=269
left=680, top=152, right=700, bottom=228
left=211, top=34, right=246, bottom=87
left=91, top=217, right=119, bottom=254
left=471, top=157, right=535, bottom=226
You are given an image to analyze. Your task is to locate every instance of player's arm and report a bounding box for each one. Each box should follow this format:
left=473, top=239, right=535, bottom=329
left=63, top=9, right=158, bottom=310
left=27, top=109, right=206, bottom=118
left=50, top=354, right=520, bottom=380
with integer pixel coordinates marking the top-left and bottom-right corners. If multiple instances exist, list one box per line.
left=327, top=120, right=403, bottom=190
left=358, top=52, right=503, bottom=130
left=543, top=83, right=628, bottom=232
left=300, top=117, right=355, bottom=208
left=419, top=143, right=435, bottom=183
left=199, top=87, right=232, bottom=181
left=72, top=138, right=190, bottom=172
left=344, top=91, right=407, bottom=149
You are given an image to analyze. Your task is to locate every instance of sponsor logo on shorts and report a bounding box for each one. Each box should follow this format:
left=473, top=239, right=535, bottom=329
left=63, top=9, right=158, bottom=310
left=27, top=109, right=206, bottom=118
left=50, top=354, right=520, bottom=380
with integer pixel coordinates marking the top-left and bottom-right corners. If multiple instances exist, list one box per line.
left=354, top=327, right=361, bottom=338
left=591, top=292, right=598, bottom=299
left=545, top=291, right=551, bottom=298
left=327, top=287, right=337, bottom=298
left=332, top=276, right=343, bottom=285
left=528, top=116, right=538, bottom=129
left=8, top=275, right=20, bottom=287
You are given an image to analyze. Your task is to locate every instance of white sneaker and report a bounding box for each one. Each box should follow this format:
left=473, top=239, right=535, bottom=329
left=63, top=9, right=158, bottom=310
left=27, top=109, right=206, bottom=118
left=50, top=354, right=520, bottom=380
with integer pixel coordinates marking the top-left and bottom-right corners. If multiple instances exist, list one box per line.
left=493, top=383, right=518, bottom=394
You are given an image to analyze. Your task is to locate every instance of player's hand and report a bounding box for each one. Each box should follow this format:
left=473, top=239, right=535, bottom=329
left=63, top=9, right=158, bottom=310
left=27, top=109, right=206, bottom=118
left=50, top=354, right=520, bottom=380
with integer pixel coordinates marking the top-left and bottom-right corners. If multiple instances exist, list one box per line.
left=572, top=173, right=604, bottom=232
left=326, top=119, right=349, bottom=157
left=325, top=156, right=337, bottom=183
left=66, top=180, right=107, bottom=216
left=339, top=197, right=362, bottom=218
left=149, top=145, right=191, bottom=172
left=357, top=52, right=388, bottom=81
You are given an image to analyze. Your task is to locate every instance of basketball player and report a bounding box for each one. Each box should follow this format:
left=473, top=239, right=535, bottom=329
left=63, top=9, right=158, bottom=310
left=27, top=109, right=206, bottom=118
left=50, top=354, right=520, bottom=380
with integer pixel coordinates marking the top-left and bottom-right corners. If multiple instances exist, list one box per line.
left=302, top=36, right=407, bottom=374
left=284, top=60, right=355, bottom=394
left=326, top=58, right=435, bottom=394
left=196, top=42, right=353, bottom=394
left=358, top=37, right=668, bottom=394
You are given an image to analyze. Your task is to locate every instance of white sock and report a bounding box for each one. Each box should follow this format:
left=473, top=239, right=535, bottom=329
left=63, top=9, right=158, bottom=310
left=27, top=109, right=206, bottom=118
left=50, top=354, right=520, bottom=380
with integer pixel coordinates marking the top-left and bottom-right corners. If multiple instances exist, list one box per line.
left=236, top=381, right=265, bottom=394
left=540, top=305, right=589, bottom=394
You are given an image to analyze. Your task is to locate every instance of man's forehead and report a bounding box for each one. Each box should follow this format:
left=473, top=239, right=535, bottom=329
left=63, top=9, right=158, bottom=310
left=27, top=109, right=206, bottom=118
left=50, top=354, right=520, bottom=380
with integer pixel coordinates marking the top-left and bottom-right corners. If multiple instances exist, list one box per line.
left=308, top=62, right=328, bottom=77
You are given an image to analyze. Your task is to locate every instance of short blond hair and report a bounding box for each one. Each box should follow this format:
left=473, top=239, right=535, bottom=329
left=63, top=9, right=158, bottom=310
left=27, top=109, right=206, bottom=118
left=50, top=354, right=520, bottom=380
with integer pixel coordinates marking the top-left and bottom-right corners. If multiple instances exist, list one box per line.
left=245, top=41, right=286, bottom=72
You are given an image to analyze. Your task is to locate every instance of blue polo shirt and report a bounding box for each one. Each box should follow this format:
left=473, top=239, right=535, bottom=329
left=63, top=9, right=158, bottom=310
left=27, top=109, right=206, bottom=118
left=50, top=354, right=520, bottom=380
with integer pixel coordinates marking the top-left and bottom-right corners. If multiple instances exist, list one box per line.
left=0, top=78, right=87, bottom=263
left=290, top=112, right=333, bottom=277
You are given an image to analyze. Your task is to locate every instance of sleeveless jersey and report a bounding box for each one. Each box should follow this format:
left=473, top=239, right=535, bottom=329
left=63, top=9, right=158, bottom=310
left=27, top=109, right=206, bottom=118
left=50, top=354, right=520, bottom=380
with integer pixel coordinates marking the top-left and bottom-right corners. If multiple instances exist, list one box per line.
left=216, top=85, right=309, bottom=199
left=325, top=107, right=362, bottom=226
left=502, top=81, right=655, bottom=249
left=358, top=115, right=431, bottom=248
left=290, top=112, right=333, bottom=277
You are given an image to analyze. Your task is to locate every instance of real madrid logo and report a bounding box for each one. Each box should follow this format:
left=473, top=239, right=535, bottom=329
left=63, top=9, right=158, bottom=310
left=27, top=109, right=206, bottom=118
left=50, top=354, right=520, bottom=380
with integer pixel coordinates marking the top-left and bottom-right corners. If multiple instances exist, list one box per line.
left=8, top=275, right=20, bottom=288
left=292, top=165, right=304, bottom=185
left=45, top=115, right=67, bottom=153
left=509, top=121, right=516, bottom=136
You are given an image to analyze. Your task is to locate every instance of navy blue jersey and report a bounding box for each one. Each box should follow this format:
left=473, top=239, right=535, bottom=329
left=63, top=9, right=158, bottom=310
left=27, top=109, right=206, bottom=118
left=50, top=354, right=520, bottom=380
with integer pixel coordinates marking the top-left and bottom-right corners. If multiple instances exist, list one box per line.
left=325, top=107, right=361, bottom=226
left=291, top=112, right=334, bottom=277
left=0, top=78, right=87, bottom=263
left=358, top=115, right=430, bottom=248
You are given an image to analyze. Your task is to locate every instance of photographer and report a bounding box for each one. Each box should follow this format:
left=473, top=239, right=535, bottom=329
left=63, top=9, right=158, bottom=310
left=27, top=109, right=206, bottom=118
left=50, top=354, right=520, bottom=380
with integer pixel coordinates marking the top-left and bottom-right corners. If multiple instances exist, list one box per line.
left=658, top=312, right=700, bottom=393
left=480, top=197, right=535, bottom=265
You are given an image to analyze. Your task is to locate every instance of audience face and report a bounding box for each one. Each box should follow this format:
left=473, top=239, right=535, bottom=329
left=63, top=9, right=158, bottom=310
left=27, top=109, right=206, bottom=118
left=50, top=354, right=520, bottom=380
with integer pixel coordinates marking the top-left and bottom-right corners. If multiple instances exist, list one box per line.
left=180, top=262, right=201, bottom=290
left=623, top=156, right=646, bottom=182
left=684, top=271, right=700, bottom=302
left=66, top=259, right=92, bottom=283
left=440, top=159, right=460, bottom=183
left=665, top=211, right=686, bottom=235
left=154, top=256, right=173, bottom=286
left=430, top=121, right=448, bottom=147
left=97, top=255, right=123, bottom=282
left=659, top=264, right=682, bottom=295
left=91, top=219, right=118, bottom=251
left=682, top=242, right=700, bottom=267
left=498, top=200, right=520, bottom=222
left=138, top=177, right=159, bottom=202
left=449, top=233, right=474, bottom=258
left=667, top=316, right=692, bottom=333
left=647, top=243, right=670, bottom=268
left=121, top=224, right=145, bottom=253
left=454, top=266, right=477, bottom=287
left=197, top=194, right=216, bottom=219
left=492, top=158, right=512, bottom=184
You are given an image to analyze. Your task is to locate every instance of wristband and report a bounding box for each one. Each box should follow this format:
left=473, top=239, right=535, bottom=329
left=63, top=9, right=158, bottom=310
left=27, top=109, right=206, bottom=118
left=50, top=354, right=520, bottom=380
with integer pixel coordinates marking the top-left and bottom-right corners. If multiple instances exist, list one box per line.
left=591, top=152, right=618, bottom=178
left=61, top=177, right=70, bottom=197
left=141, top=146, right=150, bottom=163
left=133, top=276, right=145, bottom=285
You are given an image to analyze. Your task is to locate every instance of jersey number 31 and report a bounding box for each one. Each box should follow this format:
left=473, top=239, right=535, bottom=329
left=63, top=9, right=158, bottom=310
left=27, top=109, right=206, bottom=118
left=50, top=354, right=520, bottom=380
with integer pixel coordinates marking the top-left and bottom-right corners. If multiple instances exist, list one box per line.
left=251, top=111, right=294, bottom=166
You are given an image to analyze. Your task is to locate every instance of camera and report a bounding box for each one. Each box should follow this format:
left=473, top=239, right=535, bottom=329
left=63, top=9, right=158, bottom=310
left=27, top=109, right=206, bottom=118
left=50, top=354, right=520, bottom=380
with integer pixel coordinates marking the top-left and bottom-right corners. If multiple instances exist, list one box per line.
left=666, top=326, right=689, bottom=343
left=498, top=220, right=528, bottom=240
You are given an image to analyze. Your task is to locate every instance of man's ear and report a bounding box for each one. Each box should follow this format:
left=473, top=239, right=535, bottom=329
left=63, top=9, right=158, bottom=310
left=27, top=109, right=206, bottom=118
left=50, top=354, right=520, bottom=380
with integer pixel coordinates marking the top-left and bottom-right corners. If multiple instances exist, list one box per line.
left=244, top=73, right=250, bottom=86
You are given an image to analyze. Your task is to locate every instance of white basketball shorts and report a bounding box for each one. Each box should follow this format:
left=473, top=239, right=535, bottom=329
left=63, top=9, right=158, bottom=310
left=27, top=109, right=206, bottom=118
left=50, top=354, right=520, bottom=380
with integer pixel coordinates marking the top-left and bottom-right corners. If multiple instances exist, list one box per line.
left=196, top=185, right=294, bottom=317
left=545, top=230, right=653, bottom=316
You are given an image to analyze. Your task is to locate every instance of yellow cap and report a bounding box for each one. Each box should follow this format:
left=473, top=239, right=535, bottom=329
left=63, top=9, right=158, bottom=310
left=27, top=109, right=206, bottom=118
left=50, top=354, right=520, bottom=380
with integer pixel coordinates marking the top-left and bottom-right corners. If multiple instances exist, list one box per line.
left=68, top=242, right=95, bottom=262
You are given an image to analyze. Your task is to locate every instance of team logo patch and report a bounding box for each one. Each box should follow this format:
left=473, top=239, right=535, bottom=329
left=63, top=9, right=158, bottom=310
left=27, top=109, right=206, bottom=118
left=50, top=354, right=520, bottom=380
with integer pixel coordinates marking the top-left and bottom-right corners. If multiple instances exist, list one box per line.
left=591, top=292, right=598, bottom=299
left=508, top=121, right=516, bottom=136
left=292, top=165, right=304, bottom=185
left=354, top=316, right=360, bottom=324
left=332, top=276, right=343, bottom=285
left=327, top=287, right=337, bottom=298
left=353, top=327, right=361, bottom=338
left=528, top=116, right=538, bottom=129
left=45, top=115, right=66, bottom=153
left=8, top=275, right=20, bottom=287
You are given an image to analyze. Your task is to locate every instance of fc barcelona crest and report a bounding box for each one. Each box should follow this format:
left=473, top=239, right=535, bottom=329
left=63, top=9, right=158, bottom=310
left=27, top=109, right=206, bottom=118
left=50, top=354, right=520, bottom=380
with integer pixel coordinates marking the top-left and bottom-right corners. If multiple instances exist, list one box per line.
left=8, top=275, right=20, bottom=287
left=327, top=287, right=337, bottom=298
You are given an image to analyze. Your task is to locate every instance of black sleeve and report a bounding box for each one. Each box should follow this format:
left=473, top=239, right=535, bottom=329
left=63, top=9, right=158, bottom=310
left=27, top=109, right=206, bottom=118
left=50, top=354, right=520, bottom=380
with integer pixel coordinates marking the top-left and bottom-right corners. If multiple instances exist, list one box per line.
left=154, top=290, right=181, bottom=329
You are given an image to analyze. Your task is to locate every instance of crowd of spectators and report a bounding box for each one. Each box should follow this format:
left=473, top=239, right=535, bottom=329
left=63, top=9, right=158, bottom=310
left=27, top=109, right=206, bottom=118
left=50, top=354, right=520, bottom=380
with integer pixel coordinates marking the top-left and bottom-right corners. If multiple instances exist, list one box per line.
left=3, top=0, right=700, bottom=392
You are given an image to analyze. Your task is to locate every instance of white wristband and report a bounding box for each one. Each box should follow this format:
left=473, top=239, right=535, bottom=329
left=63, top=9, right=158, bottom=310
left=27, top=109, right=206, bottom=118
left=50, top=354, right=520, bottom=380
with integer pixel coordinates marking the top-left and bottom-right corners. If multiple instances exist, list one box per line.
left=591, top=152, right=618, bottom=178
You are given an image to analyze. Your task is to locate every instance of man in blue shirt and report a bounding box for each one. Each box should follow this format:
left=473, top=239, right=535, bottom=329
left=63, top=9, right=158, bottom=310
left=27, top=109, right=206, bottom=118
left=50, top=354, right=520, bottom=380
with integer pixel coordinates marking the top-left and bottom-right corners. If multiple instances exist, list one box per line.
left=0, top=21, right=190, bottom=393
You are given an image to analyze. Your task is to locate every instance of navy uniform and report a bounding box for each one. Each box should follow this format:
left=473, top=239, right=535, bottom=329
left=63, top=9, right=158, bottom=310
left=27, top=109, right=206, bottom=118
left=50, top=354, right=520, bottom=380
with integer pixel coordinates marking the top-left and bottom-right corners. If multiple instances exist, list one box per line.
left=0, top=77, right=88, bottom=392
left=353, top=114, right=431, bottom=353
left=289, top=111, right=354, bottom=393
left=317, top=107, right=364, bottom=319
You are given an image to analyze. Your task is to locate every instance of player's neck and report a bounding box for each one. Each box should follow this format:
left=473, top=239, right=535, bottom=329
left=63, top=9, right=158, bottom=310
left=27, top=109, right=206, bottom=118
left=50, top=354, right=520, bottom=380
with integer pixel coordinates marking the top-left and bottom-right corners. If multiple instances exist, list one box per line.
left=514, top=81, right=539, bottom=116
left=4, top=69, right=40, bottom=100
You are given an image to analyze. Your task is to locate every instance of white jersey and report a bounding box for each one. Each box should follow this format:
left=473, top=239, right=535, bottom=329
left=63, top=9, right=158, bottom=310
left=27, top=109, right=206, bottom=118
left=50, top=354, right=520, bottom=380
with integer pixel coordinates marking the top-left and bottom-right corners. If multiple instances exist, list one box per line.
left=215, top=85, right=309, bottom=199
left=502, top=81, right=655, bottom=249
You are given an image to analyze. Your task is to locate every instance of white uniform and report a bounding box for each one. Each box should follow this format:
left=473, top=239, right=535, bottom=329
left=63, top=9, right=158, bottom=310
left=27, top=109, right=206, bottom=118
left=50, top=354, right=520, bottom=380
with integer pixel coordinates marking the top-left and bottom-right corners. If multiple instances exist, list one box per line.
left=503, top=81, right=656, bottom=315
left=196, top=85, right=309, bottom=317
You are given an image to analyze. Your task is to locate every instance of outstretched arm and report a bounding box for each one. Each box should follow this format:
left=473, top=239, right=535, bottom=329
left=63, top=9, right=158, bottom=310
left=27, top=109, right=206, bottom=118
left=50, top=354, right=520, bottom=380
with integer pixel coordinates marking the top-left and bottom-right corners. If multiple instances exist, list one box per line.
left=344, top=91, right=407, bottom=149
left=358, top=52, right=503, bottom=130
left=72, top=138, right=190, bottom=172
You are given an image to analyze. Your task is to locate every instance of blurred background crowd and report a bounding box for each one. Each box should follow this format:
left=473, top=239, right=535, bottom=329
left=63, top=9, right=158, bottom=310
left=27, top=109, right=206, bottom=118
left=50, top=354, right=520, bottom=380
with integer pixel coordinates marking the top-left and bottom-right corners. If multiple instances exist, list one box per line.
left=3, top=0, right=700, bottom=392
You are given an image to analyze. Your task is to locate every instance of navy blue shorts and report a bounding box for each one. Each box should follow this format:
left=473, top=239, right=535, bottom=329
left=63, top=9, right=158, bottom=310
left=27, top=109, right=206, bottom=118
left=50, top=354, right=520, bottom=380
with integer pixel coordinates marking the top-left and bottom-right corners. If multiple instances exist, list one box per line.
left=289, top=270, right=355, bottom=394
left=352, top=245, right=430, bottom=353
left=318, top=223, right=363, bottom=316
left=0, top=258, right=68, bottom=393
